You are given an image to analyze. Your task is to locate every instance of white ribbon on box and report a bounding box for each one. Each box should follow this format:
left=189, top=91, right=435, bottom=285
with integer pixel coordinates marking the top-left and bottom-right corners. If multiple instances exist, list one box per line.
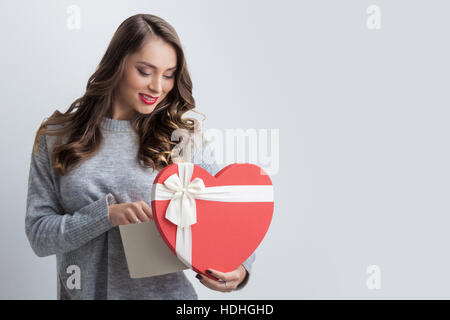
left=151, top=162, right=274, bottom=268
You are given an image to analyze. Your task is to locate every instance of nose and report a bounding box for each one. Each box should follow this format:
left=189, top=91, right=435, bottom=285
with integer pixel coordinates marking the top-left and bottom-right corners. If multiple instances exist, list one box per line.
left=148, top=76, right=162, bottom=95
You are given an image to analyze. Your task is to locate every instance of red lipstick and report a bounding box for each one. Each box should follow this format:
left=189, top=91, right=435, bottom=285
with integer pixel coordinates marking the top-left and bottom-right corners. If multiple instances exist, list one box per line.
left=139, top=93, right=158, bottom=105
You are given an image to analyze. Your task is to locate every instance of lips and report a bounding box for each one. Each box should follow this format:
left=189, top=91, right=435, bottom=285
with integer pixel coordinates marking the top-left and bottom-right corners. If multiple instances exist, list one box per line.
left=139, top=93, right=158, bottom=105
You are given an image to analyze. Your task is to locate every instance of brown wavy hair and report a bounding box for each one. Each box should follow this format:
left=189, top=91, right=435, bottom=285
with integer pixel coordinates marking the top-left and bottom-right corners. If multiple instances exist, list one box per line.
left=33, top=13, right=203, bottom=175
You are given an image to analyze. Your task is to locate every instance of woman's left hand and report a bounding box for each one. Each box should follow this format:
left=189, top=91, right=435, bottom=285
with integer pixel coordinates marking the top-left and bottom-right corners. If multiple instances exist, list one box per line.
left=196, top=265, right=247, bottom=292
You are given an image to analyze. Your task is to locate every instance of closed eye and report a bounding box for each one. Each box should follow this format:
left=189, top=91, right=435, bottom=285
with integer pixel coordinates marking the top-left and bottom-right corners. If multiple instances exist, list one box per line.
left=138, top=69, right=174, bottom=79
left=138, top=69, right=150, bottom=76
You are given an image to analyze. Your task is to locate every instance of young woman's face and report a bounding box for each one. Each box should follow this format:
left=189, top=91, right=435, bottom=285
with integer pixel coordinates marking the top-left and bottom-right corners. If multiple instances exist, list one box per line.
left=112, top=36, right=177, bottom=120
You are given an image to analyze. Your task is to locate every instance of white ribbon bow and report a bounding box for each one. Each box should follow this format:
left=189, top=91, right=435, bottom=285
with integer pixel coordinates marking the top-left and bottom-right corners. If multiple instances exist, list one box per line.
left=152, top=162, right=274, bottom=268
left=163, top=165, right=205, bottom=229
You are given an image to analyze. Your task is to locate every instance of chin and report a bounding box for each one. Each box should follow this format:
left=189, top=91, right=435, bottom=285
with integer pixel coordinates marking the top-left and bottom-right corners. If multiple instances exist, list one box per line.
left=134, top=96, right=162, bottom=115
left=135, top=108, right=156, bottom=115
left=135, top=104, right=157, bottom=115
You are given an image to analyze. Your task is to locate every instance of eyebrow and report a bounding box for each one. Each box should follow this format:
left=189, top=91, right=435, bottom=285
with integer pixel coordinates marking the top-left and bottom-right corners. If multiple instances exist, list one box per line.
left=136, top=61, right=177, bottom=71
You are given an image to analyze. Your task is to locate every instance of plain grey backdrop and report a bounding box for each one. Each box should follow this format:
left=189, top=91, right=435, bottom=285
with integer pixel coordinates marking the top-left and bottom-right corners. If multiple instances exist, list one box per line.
left=1, top=0, right=449, bottom=299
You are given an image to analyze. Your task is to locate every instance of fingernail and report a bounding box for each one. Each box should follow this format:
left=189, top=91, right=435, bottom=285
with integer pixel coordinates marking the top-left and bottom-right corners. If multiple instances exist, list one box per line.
left=196, top=274, right=202, bottom=280
left=206, top=270, right=212, bottom=274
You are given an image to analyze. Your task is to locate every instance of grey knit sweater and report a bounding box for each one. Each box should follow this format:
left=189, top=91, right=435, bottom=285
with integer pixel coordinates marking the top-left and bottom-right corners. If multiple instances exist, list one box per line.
left=25, top=116, right=255, bottom=300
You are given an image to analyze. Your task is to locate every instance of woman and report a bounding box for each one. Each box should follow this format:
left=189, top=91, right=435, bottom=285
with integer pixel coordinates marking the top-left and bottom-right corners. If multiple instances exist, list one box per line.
left=25, top=13, right=255, bottom=300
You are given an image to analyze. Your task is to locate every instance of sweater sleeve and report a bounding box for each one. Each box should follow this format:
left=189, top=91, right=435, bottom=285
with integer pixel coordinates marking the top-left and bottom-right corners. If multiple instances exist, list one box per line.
left=25, top=134, right=117, bottom=258
left=193, top=137, right=256, bottom=290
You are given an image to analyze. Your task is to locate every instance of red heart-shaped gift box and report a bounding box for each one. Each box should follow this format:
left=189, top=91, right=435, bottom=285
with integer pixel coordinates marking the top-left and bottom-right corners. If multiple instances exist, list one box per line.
left=151, top=162, right=274, bottom=279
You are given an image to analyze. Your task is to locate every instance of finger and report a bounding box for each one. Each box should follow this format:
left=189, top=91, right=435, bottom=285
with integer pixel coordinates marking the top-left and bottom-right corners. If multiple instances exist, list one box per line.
left=134, top=203, right=150, bottom=222
left=140, top=201, right=154, bottom=220
left=125, top=208, right=139, bottom=224
left=119, top=216, right=129, bottom=226
left=222, top=280, right=238, bottom=291
left=200, top=272, right=237, bottom=292
left=197, top=274, right=232, bottom=293
left=205, top=268, right=236, bottom=282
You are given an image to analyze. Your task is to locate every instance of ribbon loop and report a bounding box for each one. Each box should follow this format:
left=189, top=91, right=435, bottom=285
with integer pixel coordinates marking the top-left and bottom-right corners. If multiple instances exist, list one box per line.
left=163, top=163, right=205, bottom=229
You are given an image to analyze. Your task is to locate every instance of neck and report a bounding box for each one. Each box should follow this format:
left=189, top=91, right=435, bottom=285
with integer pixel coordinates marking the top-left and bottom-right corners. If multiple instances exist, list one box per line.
left=110, top=93, right=137, bottom=120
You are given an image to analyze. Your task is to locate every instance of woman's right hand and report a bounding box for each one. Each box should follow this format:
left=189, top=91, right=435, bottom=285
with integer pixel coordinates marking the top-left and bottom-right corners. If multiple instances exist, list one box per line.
left=108, top=201, right=153, bottom=226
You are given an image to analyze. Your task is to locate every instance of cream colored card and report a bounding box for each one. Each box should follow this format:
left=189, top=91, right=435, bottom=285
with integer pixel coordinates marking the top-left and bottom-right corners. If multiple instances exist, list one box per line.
left=119, top=222, right=188, bottom=278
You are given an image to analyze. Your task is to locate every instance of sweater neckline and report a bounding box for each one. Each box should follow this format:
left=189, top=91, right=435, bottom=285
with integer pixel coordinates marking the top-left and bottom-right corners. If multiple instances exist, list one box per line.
left=100, top=117, right=134, bottom=132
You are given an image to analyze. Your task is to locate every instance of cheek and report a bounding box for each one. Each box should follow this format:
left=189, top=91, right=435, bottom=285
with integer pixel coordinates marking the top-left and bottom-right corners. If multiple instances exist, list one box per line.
left=163, top=80, right=175, bottom=93
left=123, top=70, right=146, bottom=92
